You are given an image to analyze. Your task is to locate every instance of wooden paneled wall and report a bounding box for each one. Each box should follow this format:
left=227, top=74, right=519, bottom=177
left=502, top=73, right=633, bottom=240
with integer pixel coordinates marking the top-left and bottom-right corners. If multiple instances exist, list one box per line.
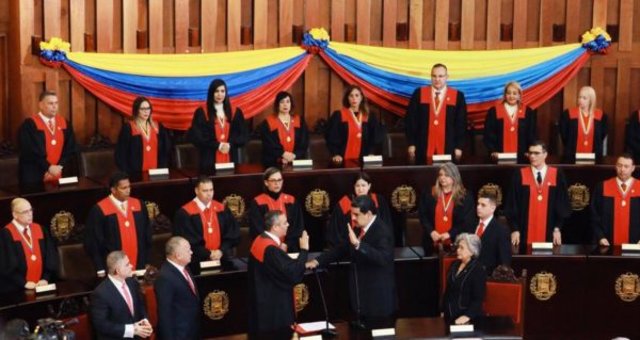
left=6, top=0, right=640, bottom=156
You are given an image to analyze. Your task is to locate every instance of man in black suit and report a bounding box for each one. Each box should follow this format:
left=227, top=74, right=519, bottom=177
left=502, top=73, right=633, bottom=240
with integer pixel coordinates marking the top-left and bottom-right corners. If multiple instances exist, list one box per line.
left=90, top=251, right=153, bottom=339
left=154, top=236, right=200, bottom=340
left=307, top=195, right=396, bottom=328
left=473, top=192, right=512, bottom=274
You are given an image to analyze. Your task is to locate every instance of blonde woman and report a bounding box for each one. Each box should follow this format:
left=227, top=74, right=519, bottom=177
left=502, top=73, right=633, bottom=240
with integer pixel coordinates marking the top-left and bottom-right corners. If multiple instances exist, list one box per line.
left=483, top=81, right=537, bottom=163
left=559, top=86, right=608, bottom=163
left=418, top=162, right=475, bottom=254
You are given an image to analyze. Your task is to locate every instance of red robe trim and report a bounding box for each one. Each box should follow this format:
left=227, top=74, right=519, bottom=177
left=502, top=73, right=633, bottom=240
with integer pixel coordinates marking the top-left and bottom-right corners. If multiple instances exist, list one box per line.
left=97, top=197, right=142, bottom=268
left=31, top=115, right=67, bottom=182
left=521, top=167, right=557, bottom=244
left=495, top=104, right=525, bottom=153
left=434, top=192, right=454, bottom=234
left=602, top=178, right=640, bottom=244
left=182, top=200, right=224, bottom=251
left=6, top=222, right=44, bottom=283
left=250, top=234, right=279, bottom=263
left=340, top=108, right=369, bottom=160
left=569, top=108, right=603, bottom=153
left=214, top=117, right=231, bottom=163
left=255, top=193, right=295, bottom=218
left=420, top=87, right=459, bottom=162
left=266, top=115, right=301, bottom=153
left=129, top=121, right=159, bottom=170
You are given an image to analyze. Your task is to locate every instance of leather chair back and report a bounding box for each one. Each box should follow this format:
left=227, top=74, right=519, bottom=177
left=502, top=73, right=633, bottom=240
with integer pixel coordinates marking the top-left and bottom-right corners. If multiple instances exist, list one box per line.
left=58, top=243, right=96, bottom=282
left=173, top=143, right=199, bottom=169
left=0, top=156, right=19, bottom=187
left=242, top=139, right=263, bottom=165
left=308, top=134, right=330, bottom=164
left=79, top=149, right=116, bottom=179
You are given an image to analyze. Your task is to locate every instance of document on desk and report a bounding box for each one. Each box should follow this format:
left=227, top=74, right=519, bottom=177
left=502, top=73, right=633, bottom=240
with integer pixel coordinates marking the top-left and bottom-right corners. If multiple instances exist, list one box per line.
left=294, top=321, right=335, bottom=334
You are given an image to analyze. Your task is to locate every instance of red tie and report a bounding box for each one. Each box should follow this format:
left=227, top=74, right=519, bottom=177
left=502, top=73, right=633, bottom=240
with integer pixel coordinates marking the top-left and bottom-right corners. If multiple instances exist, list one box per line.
left=23, top=226, right=32, bottom=245
left=434, top=92, right=441, bottom=110
left=47, top=119, right=55, bottom=132
left=121, top=282, right=134, bottom=315
left=622, top=183, right=628, bottom=192
left=476, top=222, right=485, bottom=237
left=183, top=268, right=196, bottom=295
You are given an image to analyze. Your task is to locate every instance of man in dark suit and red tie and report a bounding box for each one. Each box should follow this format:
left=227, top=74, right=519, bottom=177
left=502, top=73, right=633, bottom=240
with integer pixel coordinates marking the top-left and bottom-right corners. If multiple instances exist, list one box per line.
left=154, top=236, right=200, bottom=340
left=405, top=63, right=467, bottom=165
left=472, top=192, right=512, bottom=274
left=90, top=251, right=153, bottom=339
left=590, top=153, right=640, bottom=246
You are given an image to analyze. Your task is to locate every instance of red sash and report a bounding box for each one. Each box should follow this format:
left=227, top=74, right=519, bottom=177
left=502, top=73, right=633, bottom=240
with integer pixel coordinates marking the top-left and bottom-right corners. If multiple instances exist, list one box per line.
left=521, top=167, right=557, bottom=244
left=255, top=193, right=295, bottom=218
left=569, top=108, right=602, bottom=153
left=31, top=115, right=66, bottom=182
left=420, top=87, right=458, bottom=162
left=340, top=108, right=368, bottom=160
left=129, top=121, right=158, bottom=170
left=495, top=104, right=525, bottom=153
left=266, top=115, right=301, bottom=153
left=182, top=200, right=224, bottom=250
left=97, top=197, right=141, bottom=268
left=6, top=222, right=44, bottom=283
left=602, top=178, right=640, bottom=244
left=250, top=234, right=279, bottom=263
left=434, top=192, right=454, bottom=234
left=214, top=117, right=231, bottom=163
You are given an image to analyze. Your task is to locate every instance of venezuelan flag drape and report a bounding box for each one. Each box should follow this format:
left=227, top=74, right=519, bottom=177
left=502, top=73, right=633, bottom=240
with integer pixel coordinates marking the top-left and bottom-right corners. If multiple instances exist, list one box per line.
left=39, top=28, right=609, bottom=131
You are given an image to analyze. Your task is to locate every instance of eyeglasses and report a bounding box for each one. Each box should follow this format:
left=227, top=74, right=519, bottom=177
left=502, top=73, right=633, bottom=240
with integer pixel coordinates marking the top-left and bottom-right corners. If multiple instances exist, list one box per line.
left=16, top=208, right=33, bottom=215
left=267, top=178, right=283, bottom=183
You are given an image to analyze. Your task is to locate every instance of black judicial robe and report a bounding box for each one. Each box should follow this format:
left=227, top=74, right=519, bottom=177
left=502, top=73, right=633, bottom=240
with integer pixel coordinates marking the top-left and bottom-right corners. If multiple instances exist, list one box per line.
left=559, top=109, right=608, bottom=163
left=590, top=178, right=640, bottom=244
left=325, top=109, right=383, bottom=160
left=173, top=200, right=240, bottom=267
left=483, top=105, right=537, bottom=163
left=624, top=111, right=640, bottom=164
left=316, top=217, right=397, bottom=319
left=504, top=167, right=571, bottom=253
left=259, top=115, right=309, bottom=167
left=114, top=121, right=171, bottom=174
left=84, top=197, right=152, bottom=272
left=442, top=258, right=486, bottom=323
left=474, top=217, right=512, bottom=274
left=326, top=194, right=393, bottom=248
left=248, top=192, right=305, bottom=252
left=187, top=107, right=248, bottom=173
left=0, top=223, right=59, bottom=293
left=405, top=87, right=467, bottom=165
left=18, top=115, right=77, bottom=186
left=418, top=191, right=475, bottom=253
left=248, top=234, right=308, bottom=333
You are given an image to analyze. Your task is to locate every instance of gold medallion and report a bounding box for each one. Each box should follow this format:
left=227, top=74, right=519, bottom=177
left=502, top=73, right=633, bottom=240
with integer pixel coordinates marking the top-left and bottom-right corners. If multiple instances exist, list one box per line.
left=622, top=200, right=627, bottom=207
left=51, top=139, right=57, bottom=146
left=357, top=132, right=362, bottom=138
left=208, top=227, right=213, bottom=234
left=443, top=216, right=448, bottom=222
left=145, top=145, right=151, bottom=152
left=220, top=134, right=225, bottom=140
left=31, top=254, right=37, bottom=261
left=510, top=127, right=515, bottom=132
left=583, top=141, right=588, bottom=146
left=537, top=194, right=543, bottom=201
left=434, top=120, right=439, bottom=126
left=286, top=136, right=291, bottom=143
left=124, top=221, right=130, bottom=227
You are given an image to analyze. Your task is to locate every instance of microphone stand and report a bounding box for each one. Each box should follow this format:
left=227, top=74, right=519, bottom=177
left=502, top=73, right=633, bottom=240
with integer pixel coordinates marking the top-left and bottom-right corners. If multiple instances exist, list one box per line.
left=350, top=260, right=367, bottom=330
left=313, top=268, right=337, bottom=337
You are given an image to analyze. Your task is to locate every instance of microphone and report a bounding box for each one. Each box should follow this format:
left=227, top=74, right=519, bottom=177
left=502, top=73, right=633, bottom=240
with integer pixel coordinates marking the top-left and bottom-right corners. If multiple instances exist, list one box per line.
left=313, top=268, right=337, bottom=337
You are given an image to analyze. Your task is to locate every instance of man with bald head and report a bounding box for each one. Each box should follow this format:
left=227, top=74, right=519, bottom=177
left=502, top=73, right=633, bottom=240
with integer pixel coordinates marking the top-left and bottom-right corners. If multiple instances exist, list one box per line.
left=0, top=198, right=59, bottom=293
left=154, top=236, right=200, bottom=340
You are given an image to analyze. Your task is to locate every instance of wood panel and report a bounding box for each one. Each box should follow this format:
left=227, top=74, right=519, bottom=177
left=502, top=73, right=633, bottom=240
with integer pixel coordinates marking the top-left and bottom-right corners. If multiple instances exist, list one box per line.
left=149, top=0, right=163, bottom=53
left=201, top=0, right=218, bottom=52
left=175, top=0, right=189, bottom=53
left=5, top=0, right=640, bottom=157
